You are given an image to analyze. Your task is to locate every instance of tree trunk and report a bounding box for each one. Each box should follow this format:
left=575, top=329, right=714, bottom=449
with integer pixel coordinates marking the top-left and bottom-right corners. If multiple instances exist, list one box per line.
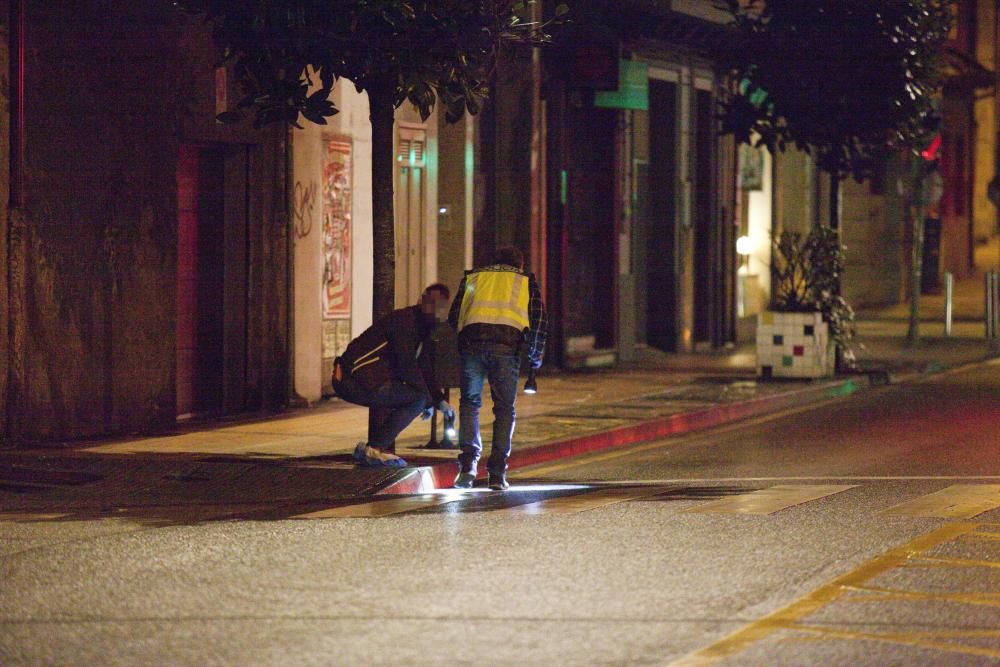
left=908, top=155, right=924, bottom=343
left=829, top=168, right=844, bottom=371
left=368, top=84, right=397, bottom=448
left=828, top=168, right=841, bottom=231
left=369, top=85, right=396, bottom=323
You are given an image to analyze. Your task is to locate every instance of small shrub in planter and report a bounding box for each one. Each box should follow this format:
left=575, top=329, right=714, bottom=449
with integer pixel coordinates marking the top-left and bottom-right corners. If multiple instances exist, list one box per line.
left=757, top=226, right=858, bottom=378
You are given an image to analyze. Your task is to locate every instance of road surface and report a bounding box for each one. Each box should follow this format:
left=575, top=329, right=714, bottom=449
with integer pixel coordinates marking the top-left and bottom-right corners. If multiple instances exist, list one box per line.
left=2, top=360, right=999, bottom=665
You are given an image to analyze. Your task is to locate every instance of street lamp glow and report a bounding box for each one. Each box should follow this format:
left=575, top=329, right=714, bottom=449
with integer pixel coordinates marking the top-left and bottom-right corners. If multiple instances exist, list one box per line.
left=736, top=235, right=754, bottom=256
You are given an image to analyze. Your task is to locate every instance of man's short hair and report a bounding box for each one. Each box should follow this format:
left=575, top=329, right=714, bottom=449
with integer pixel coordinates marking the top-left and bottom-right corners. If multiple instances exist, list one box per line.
left=423, top=282, right=450, bottom=300
left=495, top=245, right=524, bottom=269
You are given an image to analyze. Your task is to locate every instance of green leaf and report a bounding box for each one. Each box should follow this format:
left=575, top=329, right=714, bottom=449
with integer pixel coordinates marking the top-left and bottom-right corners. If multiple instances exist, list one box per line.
left=215, top=111, right=243, bottom=125
left=302, top=109, right=329, bottom=125
left=173, top=0, right=564, bottom=129
left=307, top=89, right=331, bottom=104
left=320, top=68, right=334, bottom=92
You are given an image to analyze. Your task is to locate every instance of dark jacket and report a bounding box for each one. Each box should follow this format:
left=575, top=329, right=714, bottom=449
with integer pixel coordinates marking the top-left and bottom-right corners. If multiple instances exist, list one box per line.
left=447, top=264, right=548, bottom=368
left=336, top=305, right=444, bottom=401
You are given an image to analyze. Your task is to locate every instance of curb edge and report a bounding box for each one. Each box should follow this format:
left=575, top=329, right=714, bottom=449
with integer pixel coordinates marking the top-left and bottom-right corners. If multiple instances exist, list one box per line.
left=377, top=377, right=851, bottom=495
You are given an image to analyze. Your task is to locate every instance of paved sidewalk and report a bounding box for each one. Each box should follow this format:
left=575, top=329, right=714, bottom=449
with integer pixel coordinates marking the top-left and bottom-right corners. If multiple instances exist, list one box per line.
left=28, top=315, right=984, bottom=497
left=858, top=272, right=987, bottom=324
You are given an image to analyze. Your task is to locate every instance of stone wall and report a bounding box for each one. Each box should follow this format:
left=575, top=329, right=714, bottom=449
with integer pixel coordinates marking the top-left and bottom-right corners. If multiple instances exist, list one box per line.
left=0, top=0, right=10, bottom=435
left=774, top=148, right=905, bottom=310
left=840, top=164, right=905, bottom=308
left=2, top=2, right=287, bottom=443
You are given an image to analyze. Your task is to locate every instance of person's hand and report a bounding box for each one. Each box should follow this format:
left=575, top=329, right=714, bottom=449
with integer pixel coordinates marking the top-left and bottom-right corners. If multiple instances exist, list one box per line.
left=419, top=406, right=434, bottom=421
left=435, top=400, right=455, bottom=421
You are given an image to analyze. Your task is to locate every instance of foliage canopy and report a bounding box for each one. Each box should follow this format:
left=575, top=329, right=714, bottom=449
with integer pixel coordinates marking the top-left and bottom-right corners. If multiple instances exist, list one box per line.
left=771, top=226, right=857, bottom=357
left=173, top=0, right=567, bottom=128
left=721, top=0, right=952, bottom=181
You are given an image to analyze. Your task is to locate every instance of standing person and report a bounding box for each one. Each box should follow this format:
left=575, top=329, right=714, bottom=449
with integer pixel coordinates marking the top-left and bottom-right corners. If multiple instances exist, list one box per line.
left=448, top=246, right=547, bottom=490
left=332, top=284, right=454, bottom=467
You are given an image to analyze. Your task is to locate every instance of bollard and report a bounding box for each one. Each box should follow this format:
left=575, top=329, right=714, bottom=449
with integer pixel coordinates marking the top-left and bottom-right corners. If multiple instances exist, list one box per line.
left=987, top=271, right=1000, bottom=340
left=944, top=272, right=953, bottom=337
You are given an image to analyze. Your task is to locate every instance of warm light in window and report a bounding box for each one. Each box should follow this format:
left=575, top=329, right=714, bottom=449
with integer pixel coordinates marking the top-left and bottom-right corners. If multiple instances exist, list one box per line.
left=736, top=235, right=754, bottom=256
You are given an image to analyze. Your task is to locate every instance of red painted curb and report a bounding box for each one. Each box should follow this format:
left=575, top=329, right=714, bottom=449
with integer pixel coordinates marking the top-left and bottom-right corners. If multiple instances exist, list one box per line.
left=377, top=379, right=848, bottom=495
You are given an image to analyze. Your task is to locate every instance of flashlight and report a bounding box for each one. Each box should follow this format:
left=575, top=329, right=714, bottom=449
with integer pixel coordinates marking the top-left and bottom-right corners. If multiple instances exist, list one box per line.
left=444, top=412, right=457, bottom=440
left=523, top=368, right=538, bottom=394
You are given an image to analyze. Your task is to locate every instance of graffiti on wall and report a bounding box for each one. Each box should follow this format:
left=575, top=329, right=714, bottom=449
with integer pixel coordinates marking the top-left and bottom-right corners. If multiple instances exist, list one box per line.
left=293, top=180, right=316, bottom=239
left=322, top=138, right=352, bottom=319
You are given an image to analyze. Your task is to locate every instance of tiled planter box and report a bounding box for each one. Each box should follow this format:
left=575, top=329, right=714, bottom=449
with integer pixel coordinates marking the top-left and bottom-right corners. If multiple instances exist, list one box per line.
left=756, top=311, right=834, bottom=379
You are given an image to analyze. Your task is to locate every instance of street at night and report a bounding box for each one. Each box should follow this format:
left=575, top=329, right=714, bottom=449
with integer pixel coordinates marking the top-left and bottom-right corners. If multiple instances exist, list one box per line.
left=3, top=358, right=999, bottom=665
left=4, top=1, right=1000, bottom=665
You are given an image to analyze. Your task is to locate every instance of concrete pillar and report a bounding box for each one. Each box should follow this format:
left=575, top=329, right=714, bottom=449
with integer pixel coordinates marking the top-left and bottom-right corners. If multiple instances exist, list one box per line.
left=290, top=81, right=374, bottom=403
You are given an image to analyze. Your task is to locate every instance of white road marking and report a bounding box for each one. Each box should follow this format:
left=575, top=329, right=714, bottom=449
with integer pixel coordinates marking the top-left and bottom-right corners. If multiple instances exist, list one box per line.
left=497, top=486, right=670, bottom=516
left=684, top=484, right=857, bottom=515
left=881, top=484, right=1000, bottom=519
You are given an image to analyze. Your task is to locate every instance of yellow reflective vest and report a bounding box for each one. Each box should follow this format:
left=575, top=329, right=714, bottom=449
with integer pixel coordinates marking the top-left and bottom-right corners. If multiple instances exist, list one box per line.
left=456, top=268, right=530, bottom=333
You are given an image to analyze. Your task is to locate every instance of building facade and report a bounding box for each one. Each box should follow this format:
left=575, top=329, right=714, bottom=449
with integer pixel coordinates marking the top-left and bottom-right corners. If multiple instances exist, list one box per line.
left=482, top=0, right=740, bottom=368
left=10, top=0, right=985, bottom=446
left=288, top=81, right=466, bottom=403
left=2, top=1, right=289, bottom=442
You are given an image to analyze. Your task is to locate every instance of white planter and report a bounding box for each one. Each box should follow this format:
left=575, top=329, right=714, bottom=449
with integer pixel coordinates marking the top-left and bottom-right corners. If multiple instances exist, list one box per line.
left=756, top=311, right=835, bottom=379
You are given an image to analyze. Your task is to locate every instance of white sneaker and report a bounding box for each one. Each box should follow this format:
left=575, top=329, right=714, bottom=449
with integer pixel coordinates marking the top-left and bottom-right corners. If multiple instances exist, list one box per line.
left=363, top=446, right=408, bottom=468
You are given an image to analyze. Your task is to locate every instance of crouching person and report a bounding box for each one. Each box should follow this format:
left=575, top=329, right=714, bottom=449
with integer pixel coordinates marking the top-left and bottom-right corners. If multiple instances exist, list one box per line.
left=332, top=283, right=454, bottom=468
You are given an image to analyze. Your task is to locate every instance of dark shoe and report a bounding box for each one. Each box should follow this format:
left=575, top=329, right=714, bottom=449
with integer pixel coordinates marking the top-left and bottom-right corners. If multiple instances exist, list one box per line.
left=453, top=471, right=476, bottom=489
left=488, top=473, right=509, bottom=491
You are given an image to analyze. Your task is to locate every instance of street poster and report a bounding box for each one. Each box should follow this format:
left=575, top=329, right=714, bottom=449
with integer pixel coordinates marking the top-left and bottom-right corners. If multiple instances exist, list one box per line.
left=322, top=138, right=352, bottom=319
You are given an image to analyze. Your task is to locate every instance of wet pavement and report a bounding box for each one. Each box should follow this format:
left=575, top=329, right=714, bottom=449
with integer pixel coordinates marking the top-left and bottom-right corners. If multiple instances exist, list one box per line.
left=1, top=311, right=997, bottom=516
left=3, top=357, right=1000, bottom=665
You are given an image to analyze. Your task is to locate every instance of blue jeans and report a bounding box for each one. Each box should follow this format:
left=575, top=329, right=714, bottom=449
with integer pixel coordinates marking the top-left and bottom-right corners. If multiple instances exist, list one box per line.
left=332, top=375, right=429, bottom=449
left=457, top=350, right=520, bottom=476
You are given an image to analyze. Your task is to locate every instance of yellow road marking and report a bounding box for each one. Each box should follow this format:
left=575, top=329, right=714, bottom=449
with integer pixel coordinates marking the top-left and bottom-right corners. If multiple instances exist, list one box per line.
left=783, top=625, right=1000, bottom=660
left=842, top=584, right=1000, bottom=608
left=684, top=485, right=856, bottom=516
left=905, top=555, right=1000, bottom=569
left=498, top=486, right=669, bottom=516
left=293, top=494, right=461, bottom=519
left=965, top=531, right=1000, bottom=541
left=516, top=396, right=852, bottom=478
left=881, top=484, right=1000, bottom=518
left=667, top=522, right=984, bottom=666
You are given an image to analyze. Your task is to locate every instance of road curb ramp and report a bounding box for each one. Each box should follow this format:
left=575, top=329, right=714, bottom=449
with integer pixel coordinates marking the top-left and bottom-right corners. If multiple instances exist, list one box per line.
left=378, top=377, right=862, bottom=495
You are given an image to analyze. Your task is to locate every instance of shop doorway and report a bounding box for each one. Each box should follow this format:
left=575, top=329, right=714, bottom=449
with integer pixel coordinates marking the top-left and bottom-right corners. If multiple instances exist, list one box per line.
left=692, top=84, right=719, bottom=347
left=175, top=143, right=249, bottom=419
left=639, top=66, right=722, bottom=353
left=396, top=125, right=427, bottom=307
left=564, top=106, right=617, bottom=352
left=645, top=77, right=679, bottom=352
